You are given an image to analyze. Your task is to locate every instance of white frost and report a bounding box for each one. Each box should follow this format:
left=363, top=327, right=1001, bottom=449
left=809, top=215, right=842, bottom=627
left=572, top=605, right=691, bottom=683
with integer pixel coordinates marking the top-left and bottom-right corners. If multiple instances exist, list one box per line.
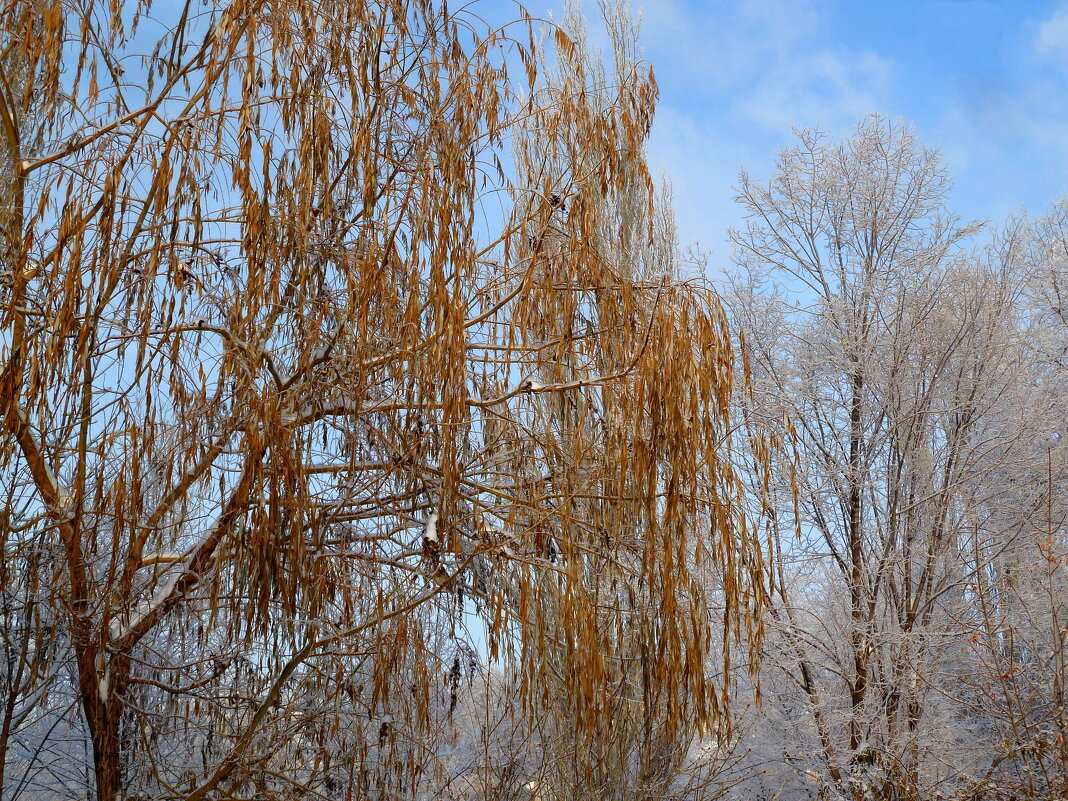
left=108, top=570, right=183, bottom=642
left=423, top=512, right=439, bottom=545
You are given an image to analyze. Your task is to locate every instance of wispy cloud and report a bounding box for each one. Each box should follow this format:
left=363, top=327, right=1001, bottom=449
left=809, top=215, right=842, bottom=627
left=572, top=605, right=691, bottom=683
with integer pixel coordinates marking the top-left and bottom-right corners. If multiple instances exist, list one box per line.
left=541, top=0, right=1068, bottom=257
left=1035, top=2, right=1068, bottom=59
left=739, top=50, right=893, bottom=132
left=630, top=0, right=898, bottom=254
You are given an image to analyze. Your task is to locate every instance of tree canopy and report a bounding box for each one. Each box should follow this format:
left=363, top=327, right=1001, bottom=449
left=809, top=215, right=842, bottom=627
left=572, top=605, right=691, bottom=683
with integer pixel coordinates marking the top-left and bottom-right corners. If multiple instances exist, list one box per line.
left=0, top=1, right=766, bottom=799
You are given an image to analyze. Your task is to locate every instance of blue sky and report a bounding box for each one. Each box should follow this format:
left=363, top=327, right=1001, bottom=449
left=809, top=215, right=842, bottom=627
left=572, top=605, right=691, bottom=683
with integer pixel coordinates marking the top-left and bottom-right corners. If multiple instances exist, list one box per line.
left=527, top=0, right=1068, bottom=268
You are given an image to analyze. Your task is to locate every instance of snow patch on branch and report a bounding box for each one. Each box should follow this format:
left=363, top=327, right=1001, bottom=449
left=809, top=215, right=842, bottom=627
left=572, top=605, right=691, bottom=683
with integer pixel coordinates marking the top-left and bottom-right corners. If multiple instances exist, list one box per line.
left=423, top=512, right=439, bottom=545
left=108, top=569, right=184, bottom=643
left=94, top=650, right=110, bottom=703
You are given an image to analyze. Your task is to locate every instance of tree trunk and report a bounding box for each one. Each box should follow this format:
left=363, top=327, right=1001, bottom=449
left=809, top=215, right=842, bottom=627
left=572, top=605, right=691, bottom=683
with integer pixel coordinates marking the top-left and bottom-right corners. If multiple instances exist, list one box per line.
left=77, top=643, right=123, bottom=801
left=848, top=368, right=868, bottom=754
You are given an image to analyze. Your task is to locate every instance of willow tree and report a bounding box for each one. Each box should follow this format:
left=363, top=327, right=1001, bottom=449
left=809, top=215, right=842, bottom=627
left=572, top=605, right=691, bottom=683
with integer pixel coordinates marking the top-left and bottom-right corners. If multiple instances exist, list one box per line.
left=0, top=1, right=765, bottom=799
left=482, top=6, right=767, bottom=799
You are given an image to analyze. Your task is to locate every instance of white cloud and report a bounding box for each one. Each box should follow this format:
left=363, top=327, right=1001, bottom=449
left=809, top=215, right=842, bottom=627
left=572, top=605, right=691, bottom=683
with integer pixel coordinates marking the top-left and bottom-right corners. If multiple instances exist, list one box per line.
left=739, top=49, right=893, bottom=133
left=646, top=103, right=741, bottom=260
left=636, top=0, right=823, bottom=87
left=1035, top=3, right=1068, bottom=58
left=631, top=0, right=899, bottom=257
left=632, top=0, right=894, bottom=133
left=588, top=0, right=1068, bottom=257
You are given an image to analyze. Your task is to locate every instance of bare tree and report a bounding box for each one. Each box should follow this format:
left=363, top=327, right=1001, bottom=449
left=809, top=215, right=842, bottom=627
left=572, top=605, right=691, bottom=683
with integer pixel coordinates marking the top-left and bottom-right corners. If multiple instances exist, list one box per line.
left=726, top=118, right=1040, bottom=801
left=943, top=203, right=1068, bottom=801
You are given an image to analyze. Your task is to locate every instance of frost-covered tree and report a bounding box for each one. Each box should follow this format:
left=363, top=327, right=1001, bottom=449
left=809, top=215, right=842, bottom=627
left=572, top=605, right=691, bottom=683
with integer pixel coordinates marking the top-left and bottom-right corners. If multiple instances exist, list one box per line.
left=725, top=118, right=1048, bottom=801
